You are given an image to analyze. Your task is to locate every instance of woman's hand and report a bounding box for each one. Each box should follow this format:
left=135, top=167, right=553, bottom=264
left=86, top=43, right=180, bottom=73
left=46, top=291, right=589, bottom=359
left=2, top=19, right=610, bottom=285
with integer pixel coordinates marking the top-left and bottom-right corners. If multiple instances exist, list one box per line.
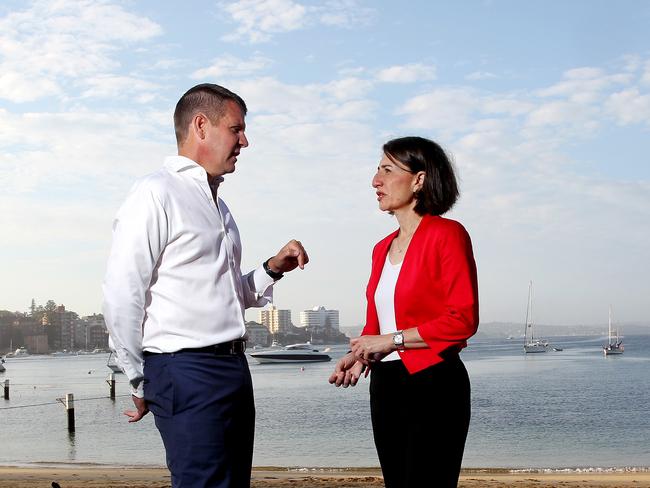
left=350, top=334, right=394, bottom=363
left=328, top=352, right=367, bottom=387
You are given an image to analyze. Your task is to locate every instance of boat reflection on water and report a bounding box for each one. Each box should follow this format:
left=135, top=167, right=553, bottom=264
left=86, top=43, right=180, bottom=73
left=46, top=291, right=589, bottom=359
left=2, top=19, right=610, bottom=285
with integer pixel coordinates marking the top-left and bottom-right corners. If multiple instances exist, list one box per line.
left=249, top=343, right=332, bottom=364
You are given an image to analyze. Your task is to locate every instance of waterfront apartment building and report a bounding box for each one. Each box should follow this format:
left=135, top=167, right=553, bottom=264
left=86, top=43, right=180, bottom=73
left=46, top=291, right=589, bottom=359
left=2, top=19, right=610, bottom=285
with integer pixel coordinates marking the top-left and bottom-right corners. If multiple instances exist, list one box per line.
left=259, top=305, right=292, bottom=334
left=245, top=321, right=271, bottom=347
left=47, top=305, right=79, bottom=352
left=79, top=314, right=109, bottom=350
left=300, top=306, right=340, bottom=331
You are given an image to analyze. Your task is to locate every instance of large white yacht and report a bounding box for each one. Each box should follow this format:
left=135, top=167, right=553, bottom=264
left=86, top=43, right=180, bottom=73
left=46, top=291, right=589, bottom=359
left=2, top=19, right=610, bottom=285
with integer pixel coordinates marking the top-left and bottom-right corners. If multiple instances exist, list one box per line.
left=249, top=343, right=331, bottom=364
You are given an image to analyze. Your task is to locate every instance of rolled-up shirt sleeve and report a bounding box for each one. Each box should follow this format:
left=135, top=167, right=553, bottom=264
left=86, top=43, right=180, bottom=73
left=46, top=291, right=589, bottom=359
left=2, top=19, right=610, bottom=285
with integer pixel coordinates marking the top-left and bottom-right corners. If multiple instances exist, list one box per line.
left=102, top=182, right=168, bottom=398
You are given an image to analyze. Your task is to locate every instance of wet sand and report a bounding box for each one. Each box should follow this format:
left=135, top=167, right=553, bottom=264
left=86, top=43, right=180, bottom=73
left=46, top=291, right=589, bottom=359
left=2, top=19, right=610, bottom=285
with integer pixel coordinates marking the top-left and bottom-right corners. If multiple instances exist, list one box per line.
left=0, top=466, right=648, bottom=487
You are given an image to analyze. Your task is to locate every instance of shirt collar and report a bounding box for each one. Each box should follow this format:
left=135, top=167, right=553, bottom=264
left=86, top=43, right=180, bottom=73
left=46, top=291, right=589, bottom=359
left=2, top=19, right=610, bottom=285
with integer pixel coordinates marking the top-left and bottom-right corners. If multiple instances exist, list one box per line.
left=164, top=155, right=224, bottom=189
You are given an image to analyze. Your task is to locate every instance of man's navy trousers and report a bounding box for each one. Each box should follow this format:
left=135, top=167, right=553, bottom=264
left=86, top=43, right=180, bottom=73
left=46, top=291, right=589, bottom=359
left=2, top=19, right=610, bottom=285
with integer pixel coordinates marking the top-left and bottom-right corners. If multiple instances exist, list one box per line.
left=144, top=349, right=255, bottom=488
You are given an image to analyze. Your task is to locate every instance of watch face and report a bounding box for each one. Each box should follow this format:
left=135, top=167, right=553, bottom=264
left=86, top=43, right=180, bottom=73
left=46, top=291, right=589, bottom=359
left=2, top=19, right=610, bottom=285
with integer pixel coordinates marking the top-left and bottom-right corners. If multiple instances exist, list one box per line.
left=394, top=332, right=403, bottom=345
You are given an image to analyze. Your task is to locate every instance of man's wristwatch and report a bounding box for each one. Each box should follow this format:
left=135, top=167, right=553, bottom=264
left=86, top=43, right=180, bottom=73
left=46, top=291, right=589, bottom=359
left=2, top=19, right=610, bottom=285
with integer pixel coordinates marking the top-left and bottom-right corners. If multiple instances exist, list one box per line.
left=392, top=330, right=405, bottom=351
left=263, top=258, right=284, bottom=281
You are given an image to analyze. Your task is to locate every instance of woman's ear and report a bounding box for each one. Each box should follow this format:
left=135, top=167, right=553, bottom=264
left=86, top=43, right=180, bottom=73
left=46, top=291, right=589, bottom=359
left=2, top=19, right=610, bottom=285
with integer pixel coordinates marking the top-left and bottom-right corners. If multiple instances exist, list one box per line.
left=414, top=171, right=426, bottom=192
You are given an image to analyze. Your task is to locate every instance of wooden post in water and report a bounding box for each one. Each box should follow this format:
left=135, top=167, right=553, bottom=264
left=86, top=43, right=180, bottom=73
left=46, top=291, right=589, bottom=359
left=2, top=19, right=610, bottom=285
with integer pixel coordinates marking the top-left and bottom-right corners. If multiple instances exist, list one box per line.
left=3, top=379, right=8, bottom=400
left=108, top=373, right=115, bottom=399
left=65, top=393, right=75, bottom=432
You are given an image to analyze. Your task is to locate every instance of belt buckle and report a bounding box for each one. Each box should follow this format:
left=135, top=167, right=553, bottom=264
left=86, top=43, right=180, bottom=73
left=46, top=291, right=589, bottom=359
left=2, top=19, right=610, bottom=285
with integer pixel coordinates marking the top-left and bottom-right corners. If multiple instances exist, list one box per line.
left=232, top=340, right=246, bottom=354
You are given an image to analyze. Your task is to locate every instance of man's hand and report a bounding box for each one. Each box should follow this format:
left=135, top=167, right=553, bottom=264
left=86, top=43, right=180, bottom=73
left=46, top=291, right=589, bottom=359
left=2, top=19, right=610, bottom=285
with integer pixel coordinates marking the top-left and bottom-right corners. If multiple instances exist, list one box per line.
left=328, top=352, right=367, bottom=387
left=268, top=239, right=309, bottom=273
left=350, top=335, right=393, bottom=363
left=124, top=395, right=149, bottom=423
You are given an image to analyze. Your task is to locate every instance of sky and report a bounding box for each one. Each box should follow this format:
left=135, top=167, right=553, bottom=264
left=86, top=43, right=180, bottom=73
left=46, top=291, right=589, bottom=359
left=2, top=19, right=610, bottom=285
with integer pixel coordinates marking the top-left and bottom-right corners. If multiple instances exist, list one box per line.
left=1, top=0, right=649, bottom=328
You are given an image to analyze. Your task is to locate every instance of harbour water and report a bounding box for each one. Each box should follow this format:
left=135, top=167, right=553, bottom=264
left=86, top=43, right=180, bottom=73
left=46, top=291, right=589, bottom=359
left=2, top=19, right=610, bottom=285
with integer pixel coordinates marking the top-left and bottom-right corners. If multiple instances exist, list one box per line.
left=1, top=335, right=649, bottom=469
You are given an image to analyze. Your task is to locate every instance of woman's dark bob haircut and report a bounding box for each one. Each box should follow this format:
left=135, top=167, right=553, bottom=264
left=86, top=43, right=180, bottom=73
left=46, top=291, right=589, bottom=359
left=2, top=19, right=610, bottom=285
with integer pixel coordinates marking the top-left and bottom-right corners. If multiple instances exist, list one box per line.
left=383, top=136, right=459, bottom=216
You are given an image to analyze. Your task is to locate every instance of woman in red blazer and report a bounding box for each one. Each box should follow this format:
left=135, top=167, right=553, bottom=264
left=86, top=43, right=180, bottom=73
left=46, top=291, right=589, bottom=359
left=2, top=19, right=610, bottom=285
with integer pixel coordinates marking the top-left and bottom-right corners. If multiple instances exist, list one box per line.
left=329, top=136, right=479, bottom=488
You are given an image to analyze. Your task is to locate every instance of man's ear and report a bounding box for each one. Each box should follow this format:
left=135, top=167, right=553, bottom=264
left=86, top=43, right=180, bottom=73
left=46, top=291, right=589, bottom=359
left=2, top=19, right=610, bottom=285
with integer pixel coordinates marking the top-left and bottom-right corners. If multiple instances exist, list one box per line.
left=192, top=113, right=209, bottom=140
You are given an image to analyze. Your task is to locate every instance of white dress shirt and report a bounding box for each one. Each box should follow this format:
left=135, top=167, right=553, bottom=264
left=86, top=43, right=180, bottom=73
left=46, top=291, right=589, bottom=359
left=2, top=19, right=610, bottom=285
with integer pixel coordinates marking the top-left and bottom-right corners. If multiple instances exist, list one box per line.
left=103, top=155, right=274, bottom=397
left=374, top=254, right=402, bottom=362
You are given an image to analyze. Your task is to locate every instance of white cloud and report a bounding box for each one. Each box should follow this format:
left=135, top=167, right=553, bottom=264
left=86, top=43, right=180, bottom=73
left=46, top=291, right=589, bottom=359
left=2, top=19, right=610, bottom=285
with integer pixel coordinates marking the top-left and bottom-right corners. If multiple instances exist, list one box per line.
left=466, top=71, right=497, bottom=81
left=318, top=0, right=375, bottom=27
left=220, top=0, right=308, bottom=43
left=324, top=77, right=375, bottom=101
left=0, top=109, right=172, bottom=195
left=0, top=0, right=162, bottom=103
left=537, top=67, right=631, bottom=104
left=641, top=60, right=650, bottom=85
left=526, top=100, right=580, bottom=127
left=80, top=75, right=160, bottom=101
left=605, top=88, right=650, bottom=125
left=482, top=97, right=534, bottom=116
left=397, top=87, right=479, bottom=134
left=220, top=0, right=373, bottom=43
left=191, top=54, right=273, bottom=79
left=229, top=76, right=376, bottom=123
left=376, top=63, right=437, bottom=83
left=0, top=72, right=61, bottom=103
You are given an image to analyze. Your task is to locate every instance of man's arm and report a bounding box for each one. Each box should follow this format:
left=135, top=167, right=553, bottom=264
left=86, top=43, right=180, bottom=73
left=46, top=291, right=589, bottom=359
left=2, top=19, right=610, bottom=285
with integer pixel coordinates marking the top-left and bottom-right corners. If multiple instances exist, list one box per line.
left=267, top=239, right=309, bottom=274
left=102, top=182, right=168, bottom=411
left=240, top=240, right=309, bottom=309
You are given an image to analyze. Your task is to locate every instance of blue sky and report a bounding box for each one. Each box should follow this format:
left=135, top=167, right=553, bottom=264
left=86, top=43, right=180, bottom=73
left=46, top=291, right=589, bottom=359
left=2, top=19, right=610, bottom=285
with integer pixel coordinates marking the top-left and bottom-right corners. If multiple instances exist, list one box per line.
left=1, top=0, right=649, bottom=328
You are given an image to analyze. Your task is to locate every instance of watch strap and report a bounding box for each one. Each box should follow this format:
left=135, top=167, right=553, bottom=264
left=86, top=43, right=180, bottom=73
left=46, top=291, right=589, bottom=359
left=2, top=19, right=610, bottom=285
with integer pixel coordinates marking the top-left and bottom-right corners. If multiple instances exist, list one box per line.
left=263, top=258, right=284, bottom=281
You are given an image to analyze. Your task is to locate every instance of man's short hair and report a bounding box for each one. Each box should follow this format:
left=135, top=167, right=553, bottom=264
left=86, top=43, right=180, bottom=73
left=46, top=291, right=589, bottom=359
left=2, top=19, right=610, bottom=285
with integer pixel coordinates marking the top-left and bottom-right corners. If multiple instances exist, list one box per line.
left=173, top=83, right=248, bottom=146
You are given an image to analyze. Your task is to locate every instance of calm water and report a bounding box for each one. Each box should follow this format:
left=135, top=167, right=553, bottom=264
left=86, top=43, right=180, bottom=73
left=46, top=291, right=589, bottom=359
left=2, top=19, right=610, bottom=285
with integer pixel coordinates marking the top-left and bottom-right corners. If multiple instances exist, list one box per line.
left=1, top=335, right=649, bottom=469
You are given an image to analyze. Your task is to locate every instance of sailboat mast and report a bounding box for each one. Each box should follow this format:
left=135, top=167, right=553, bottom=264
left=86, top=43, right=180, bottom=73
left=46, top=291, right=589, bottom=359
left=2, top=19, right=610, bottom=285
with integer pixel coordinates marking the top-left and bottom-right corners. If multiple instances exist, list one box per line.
left=524, top=281, right=532, bottom=345
left=608, top=305, right=612, bottom=344
left=530, top=282, right=534, bottom=341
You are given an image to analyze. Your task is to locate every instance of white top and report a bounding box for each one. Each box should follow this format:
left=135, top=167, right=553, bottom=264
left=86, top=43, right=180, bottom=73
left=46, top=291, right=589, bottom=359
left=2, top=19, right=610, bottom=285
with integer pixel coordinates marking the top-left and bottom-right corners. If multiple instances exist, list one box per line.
left=374, top=254, right=402, bottom=362
left=102, top=155, right=274, bottom=397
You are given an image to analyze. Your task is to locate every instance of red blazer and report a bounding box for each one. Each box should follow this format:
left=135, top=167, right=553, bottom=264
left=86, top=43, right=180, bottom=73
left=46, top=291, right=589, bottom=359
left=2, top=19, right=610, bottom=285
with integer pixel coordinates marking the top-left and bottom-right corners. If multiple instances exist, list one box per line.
left=361, top=215, right=479, bottom=374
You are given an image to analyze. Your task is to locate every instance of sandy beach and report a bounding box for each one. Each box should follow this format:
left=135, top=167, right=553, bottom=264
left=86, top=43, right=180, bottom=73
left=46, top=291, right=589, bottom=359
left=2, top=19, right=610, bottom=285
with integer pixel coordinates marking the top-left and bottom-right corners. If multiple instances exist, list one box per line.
left=0, top=466, right=648, bottom=488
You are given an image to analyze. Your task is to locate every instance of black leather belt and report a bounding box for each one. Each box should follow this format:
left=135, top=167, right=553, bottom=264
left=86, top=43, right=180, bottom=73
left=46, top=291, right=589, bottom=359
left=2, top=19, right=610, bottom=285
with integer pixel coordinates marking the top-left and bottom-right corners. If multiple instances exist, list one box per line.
left=144, top=339, right=247, bottom=356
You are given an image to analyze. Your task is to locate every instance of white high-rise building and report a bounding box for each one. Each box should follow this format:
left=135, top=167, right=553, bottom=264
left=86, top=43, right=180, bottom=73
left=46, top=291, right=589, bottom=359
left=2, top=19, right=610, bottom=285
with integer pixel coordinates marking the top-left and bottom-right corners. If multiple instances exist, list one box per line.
left=259, top=305, right=292, bottom=334
left=300, top=306, right=339, bottom=331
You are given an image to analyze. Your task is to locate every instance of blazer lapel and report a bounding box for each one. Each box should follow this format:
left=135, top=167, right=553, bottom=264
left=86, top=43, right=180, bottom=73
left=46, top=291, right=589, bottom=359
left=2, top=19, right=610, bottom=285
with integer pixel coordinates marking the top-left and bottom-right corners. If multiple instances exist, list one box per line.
left=367, top=230, right=398, bottom=300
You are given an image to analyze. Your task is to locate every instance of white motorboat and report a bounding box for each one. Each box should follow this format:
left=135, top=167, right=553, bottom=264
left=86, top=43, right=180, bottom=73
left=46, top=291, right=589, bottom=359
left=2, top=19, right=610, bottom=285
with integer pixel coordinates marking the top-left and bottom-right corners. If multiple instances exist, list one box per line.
left=249, top=343, right=332, bottom=364
left=523, top=281, right=548, bottom=354
left=9, top=347, right=29, bottom=357
left=107, top=352, right=123, bottom=373
left=603, top=306, right=624, bottom=356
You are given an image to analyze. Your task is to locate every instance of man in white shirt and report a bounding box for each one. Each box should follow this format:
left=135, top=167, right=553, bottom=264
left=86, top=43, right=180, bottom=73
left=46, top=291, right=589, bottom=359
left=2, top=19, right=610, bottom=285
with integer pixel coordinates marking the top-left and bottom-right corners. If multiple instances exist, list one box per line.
left=103, top=83, right=308, bottom=488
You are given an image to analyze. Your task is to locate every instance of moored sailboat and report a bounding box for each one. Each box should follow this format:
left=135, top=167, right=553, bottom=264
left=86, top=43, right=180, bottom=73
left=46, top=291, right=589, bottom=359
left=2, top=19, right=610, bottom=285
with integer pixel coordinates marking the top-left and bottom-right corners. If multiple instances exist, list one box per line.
left=603, top=306, right=623, bottom=356
left=523, top=281, right=548, bottom=353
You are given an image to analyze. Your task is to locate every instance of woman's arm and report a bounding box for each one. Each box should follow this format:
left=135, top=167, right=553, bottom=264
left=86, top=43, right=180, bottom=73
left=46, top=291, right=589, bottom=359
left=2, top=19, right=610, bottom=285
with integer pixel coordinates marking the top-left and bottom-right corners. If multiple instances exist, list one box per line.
left=416, top=223, right=479, bottom=345
left=349, top=327, right=429, bottom=362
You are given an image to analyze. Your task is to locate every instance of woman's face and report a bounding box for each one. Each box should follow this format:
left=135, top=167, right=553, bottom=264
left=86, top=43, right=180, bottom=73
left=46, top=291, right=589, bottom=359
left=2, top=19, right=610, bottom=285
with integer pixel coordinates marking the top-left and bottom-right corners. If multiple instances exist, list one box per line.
left=372, top=154, right=422, bottom=213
